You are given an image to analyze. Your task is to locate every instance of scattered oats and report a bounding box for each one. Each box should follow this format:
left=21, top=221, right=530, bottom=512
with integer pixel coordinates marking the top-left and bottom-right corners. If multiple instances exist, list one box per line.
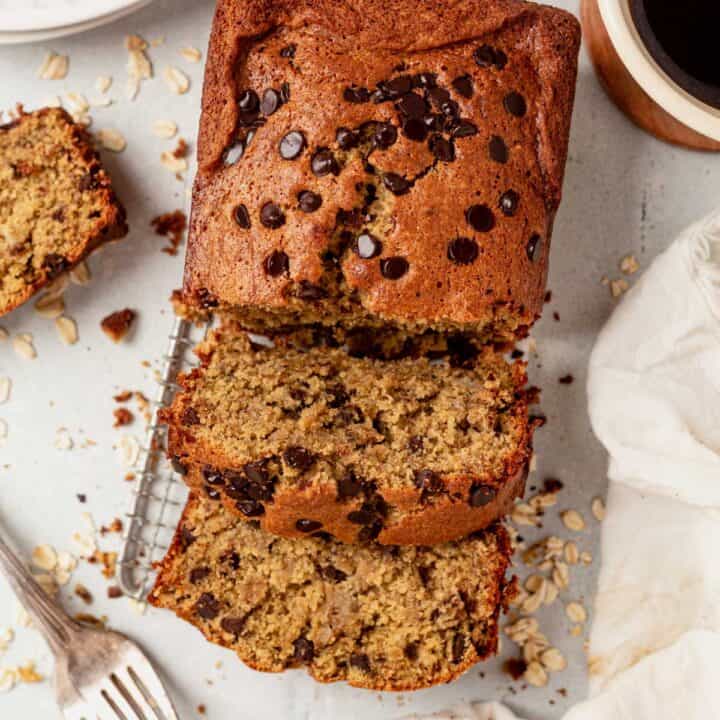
left=543, top=580, right=559, bottom=606
left=71, top=531, right=96, bottom=558
left=90, top=96, right=113, bottom=108
left=591, top=496, right=606, bottom=522
left=97, top=128, right=127, bottom=153
left=153, top=119, right=178, bottom=139
left=15, top=606, right=31, bottom=628
left=552, top=561, right=569, bottom=590
left=529, top=492, right=557, bottom=510
left=81, top=512, right=96, bottom=535
left=119, top=434, right=140, bottom=467
left=564, top=541, right=580, bottom=565
left=160, top=151, right=188, bottom=173
left=65, top=92, right=89, bottom=115
left=620, top=254, right=640, bottom=275
left=126, top=76, right=140, bottom=101
left=54, top=428, right=73, bottom=450
left=566, top=601, right=587, bottom=624
left=17, top=662, right=43, bottom=684
left=508, top=586, right=527, bottom=608
left=95, top=75, right=112, bottom=93
left=125, top=34, right=152, bottom=100
left=180, top=46, right=202, bottom=63
left=72, top=113, right=91, bottom=128
left=162, top=65, right=190, bottom=94
left=524, top=660, right=548, bottom=687
left=56, top=551, right=77, bottom=573
left=0, top=628, right=13, bottom=653
left=54, top=568, right=72, bottom=586
left=0, top=378, right=10, bottom=404
left=31, top=545, right=58, bottom=572
left=524, top=574, right=545, bottom=593
left=12, top=335, right=36, bottom=360
left=33, top=573, right=58, bottom=596
left=561, top=509, right=586, bottom=532
left=521, top=589, right=544, bottom=615
left=0, top=668, right=16, bottom=693
left=55, top=316, right=78, bottom=345
left=540, top=647, right=567, bottom=672
left=580, top=551, right=593, bottom=565
left=610, top=278, right=629, bottom=298
left=504, top=617, right=539, bottom=644
left=511, top=502, right=539, bottom=527
left=128, top=598, right=147, bottom=615
left=587, top=655, right=605, bottom=676
left=44, top=274, right=69, bottom=298
left=34, top=293, right=65, bottom=319
left=523, top=638, right=547, bottom=664
left=37, top=52, right=69, bottom=80
left=43, top=95, right=62, bottom=108
left=69, top=261, right=91, bottom=286
left=529, top=452, right=537, bottom=472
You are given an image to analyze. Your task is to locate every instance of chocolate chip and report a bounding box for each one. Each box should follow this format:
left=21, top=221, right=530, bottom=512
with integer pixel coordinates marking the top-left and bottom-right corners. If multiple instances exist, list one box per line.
left=204, top=486, right=221, bottom=501
left=43, top=253, right=70, bottom=279
left=223, top=141, right=244, bottom=165
left=499, top=189, right=520, bottom=216
left=373, top=122, right=397, bottom=149
left=260, top=89, right=280, bottom=115
left=238, top=89, right=259, bottom=113
left=260, top=202, right=285, bottom=229
left=503, top=91, right=527, bottom=117
left=429, top=134, right=455, bottom=162
left=337, top=472, right=363, bottom=500
left=465, top=204, right=495, bottom=233
left=415, top=72, right=437, bottom=88
left=414, top=469, right=443, bottom=494
left=279, top=82, right=291, bottom=103
left=427, top=86, right=450, bottom=108
left=220, top=616, right=246, bottom=634
left=354, top=232, right=382, bottom=259
left=171, top=456, right=188, bottom=476
left=402, top=117, right=428, bottom=142
left=489, top=135, right=508, bottom=163
left=336, top=127, right=359, bottom=150
left=195, top=288, right=219, bottom=309
left=233, top=203, right=251, bottom=228
left=526, top=233, right=542, bottom=262
left=380, top=256, right=409, bottom=279
left=319, top=565, right=347, bottom=583
left=396, top=92, right=427, bottom=118
left=189, top=567, right=210, bottom=584
left=298, top=190, right=322, bottom=213
left=473, top=44, right=507, bottom=69
left=357, top=521, right=383, bottom=542
left=452, top=120, right=478, bottom=138
left=296, top=281, right=328, bottom=300
left=408, top=435, right=424, bottom=453
left=452, top=633, right=466, bottom=663
left=440, top=99, right=459, bottom=118
left=343, top=86, right=370, bottom=103
left=404, top=642, right=419, bottom=660
left=544, top=477, right=564, bottom=493
left=311, top=148, right=339, bottom=176
left=280, top=44, right=296, bottom=58
left=452, top=75, right=474, bottom=98
left=349, top=652, right=371, bottom=673
left=243, top=461, right=269, bottom=485
left=279, top=131, right=306, bottom=160
left=264, top=250, right=289, bottom=277
left=296, top=519, right=322, bottom=533
left=195, top=592, right=220, bottom=619
left=423, top=114, right=444, bottom=132
left=384, top=75, right=413, bottom=97
left=181, top=407, right=200, bottom=426
left=418, top=565, right=432, bottom=585
left=292, top=637, right=314, bottom=663
left=236, top=499, right=264, bottom=517
left=179, top=526, right=196, bottom=552
left=382, top=173, right=410, bottom=195
left=347, top=509, right=375, bottom=525
left=447, top=237, right=479, bottom=265
left=283, top=446, right=316, bottom=471
left=470, top=483, right=497, bottom=507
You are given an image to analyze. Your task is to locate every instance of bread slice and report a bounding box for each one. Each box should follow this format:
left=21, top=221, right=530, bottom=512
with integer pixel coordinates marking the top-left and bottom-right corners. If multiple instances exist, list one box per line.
left=162, top=327, right=537, bottom=545
left=183, top=0, right=580, bottom=343
left=148, top=494, right=515, bottom=691
left=0, top=107, right=127, bottom=316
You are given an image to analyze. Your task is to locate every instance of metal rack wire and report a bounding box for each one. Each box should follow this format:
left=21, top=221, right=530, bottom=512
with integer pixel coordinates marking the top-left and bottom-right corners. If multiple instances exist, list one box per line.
left=117, top=316, right=209, bottom=600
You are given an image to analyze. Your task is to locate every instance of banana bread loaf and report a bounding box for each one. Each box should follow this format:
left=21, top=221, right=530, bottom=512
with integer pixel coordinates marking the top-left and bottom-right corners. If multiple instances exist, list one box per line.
left=182, top=0, right=580, bottom=344
left=162, top=327, right=538, bottom=545
left=148, top=494, right=515, bottom=691
left=0, top=107, right=127, bottom=316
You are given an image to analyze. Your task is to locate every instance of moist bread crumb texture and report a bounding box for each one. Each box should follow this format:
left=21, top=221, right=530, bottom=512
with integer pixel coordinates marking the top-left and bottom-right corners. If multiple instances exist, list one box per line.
left=149, top=495, right=514, bottom=691
left=0, top=108, right=127, bottom=316
left=163, top=328, right=537, bottom=545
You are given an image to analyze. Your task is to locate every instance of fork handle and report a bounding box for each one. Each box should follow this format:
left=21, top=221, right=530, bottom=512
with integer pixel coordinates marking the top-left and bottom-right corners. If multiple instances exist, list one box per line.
left=0, top=527, right=79, bottom=655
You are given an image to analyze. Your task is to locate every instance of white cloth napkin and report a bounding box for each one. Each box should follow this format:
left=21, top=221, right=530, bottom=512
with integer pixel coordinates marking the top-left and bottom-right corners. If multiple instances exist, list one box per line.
left=409, top=209, right=720, bottom=720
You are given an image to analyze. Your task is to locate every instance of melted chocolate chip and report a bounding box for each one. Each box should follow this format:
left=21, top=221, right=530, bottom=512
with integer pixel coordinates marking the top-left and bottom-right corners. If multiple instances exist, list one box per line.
left=319, top=565, right=348, bottom=583
left=357, top=520, right=383, bottom=543
left=337, top=472, right=363, bottom=499
left=373, top=122, right=397, bottom=149
left=243, top=461, right=269, bottom=485
left=354, top=232, right=382, bottom=259
left=195, top=288, right=218, bottom=309
left=347, top=509, right=375, bottom=525
left=452, top=120, right=478, bottom=138
left=179, top=527, right=196, bottom=552
left=292, top=637, right=314, bottom=663
left=526, top=233, right=543, bottom=262
left=43, top=253, right=70, bottom=279
left=349, top=652, right=371, bottom=673
left=397, top=92, right=427, bottom=118
left=296, top=519, right=322, bottom=533
left=470, top=483, right=497, bottom=507
left=336, top=127, right=359, bottom=150
left=344, top=86, right=370, bottom=103
left=298, top=190, right=322, bottom=213
left=404, top=642, right=419, bottom=661
left=503, top=91, right=527, bottom=117
left=279, top=131, right=306, bottom=160
left=440, top=99, right=460, bottom=118
left=408, top=435, right=424, bottom=453
left=465, top=204, right=495, bottom=233
left=382, top=173, right=410, bottom=195
left=447, top=237, right=479, bottom=265
left=429, top=134, right=455, bottom=162
left=283, top=446, right=316, bottom=471
left=415, top=72, right=437, bottom=88
left=296, top=281, right=328, bottom=300
left=414, top=469, right=443, bottom=495
left=264, top=250, right=289, bottom=277
left=236, top=499, right=264, bottom=517
left=473, top=44, right=507, bottom=70
left=195, top=592, right=220, bottom=619
left=402, top=117, right=428, bottom=142
left=452, top=633, right=466, bottom=663
left=202, top=466, right=225, bottom=485
left=220, top=617, right=246, bottom=634
left=223, top=141, right=244, bottom=165
left=204, top=485, right=221, bottom=500
left=189, top=567, right=210, bottom=584
left=233, top=203, right=251, bottom=228
left=452, top=74, right=474, bottom=98
left=311, top=148, right=339, bottom=176
left=260, top=202, right=285, bottom=229
left=489, top=135, right=508, bottom=163
left=260, top=88, right=280, bottom=116
left=427, top=86, right=451, bottom=109
left=384, top=75, right=413, bottom=97
left=280, top=44, right=296, bottom=58
left=423, top=114, right=444, bottom=132
left=380, top=256, right=409, bottom=279
left=238, top=89, right=259, bottom=113
left=171, top=456, right=188, bottom=476
left=499, top=189, right=520, bottom=216
left=279, top=82, right=291, bottom=103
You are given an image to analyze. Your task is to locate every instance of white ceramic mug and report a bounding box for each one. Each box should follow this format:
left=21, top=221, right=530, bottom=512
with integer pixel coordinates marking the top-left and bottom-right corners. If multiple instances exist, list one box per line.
left=598, top=0, right=720, bottom=142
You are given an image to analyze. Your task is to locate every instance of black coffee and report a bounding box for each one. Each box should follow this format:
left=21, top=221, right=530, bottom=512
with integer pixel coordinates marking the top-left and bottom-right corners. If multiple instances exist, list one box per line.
left=630, top=0, right=720, bottom=109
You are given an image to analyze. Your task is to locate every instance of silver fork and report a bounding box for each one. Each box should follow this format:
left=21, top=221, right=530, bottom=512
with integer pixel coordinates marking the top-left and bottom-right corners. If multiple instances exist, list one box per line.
left=0, top=527, right=179, bottom=720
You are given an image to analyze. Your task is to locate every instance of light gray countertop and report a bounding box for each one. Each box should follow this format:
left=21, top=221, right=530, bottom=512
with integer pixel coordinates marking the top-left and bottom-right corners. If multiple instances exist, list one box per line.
left=0, top=1, right=718, bottom=718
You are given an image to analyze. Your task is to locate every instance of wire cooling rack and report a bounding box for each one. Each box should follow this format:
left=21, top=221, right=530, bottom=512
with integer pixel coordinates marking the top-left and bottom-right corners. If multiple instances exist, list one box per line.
left=117, top=316, right=210, bottom=600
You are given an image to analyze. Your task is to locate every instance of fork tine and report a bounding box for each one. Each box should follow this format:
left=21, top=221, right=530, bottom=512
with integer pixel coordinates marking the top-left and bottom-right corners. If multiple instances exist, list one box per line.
left=122, top=648, right=179, bottom=720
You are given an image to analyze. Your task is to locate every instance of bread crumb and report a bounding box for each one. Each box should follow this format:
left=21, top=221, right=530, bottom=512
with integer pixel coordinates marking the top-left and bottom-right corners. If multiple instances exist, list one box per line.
left=620, top=254, right=639, bottom=275
left=101, top=309, right=136, bottom=343
left=113, top=408, right=134, bottom=428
